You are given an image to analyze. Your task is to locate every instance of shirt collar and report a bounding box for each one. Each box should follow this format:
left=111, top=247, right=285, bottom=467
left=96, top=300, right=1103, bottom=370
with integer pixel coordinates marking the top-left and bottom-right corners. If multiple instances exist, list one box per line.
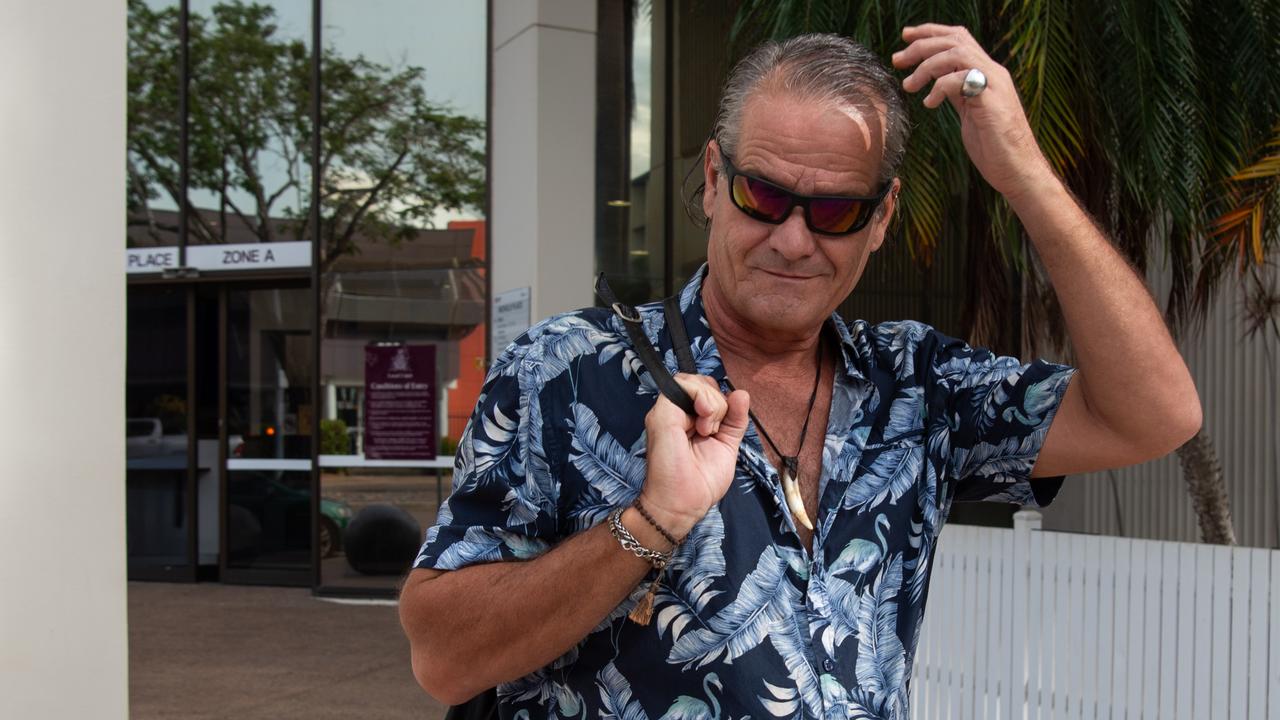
left=669, top=263, right=873, bottom=385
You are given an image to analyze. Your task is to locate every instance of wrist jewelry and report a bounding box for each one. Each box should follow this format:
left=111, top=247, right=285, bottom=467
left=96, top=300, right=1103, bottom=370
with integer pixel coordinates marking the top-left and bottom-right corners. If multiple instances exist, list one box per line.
left=608, top=507, right=675, bottom=626
left=607, top=507, right=673, bottom=568
left=632, top=497, right=681, bottom=547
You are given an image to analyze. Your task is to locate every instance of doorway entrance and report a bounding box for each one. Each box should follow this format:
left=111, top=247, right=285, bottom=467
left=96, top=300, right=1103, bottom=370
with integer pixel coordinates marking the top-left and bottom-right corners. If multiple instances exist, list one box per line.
left=126, top=279, right=315, bottom=586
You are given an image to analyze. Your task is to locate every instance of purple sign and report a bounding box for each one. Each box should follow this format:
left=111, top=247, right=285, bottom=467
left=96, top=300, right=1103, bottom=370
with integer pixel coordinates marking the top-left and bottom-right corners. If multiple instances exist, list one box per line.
left=364, top=344, right=436, bottom=460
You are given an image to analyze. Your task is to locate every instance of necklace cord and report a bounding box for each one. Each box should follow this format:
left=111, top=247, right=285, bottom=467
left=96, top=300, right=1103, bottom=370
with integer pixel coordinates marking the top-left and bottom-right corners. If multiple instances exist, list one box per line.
left=726, top=333, right=824, bottom=470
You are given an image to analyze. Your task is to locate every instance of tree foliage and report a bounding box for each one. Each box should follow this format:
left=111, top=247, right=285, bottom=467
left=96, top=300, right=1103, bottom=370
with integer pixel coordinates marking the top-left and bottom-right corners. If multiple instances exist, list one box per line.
left=126, top=0, right=485, bottom=264
left=730, top=0, right=1280, bottom=353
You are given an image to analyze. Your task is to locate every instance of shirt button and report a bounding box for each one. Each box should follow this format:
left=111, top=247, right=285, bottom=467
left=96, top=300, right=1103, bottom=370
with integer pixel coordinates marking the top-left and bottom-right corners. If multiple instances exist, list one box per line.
left=823, top=658, right=835, bottom=672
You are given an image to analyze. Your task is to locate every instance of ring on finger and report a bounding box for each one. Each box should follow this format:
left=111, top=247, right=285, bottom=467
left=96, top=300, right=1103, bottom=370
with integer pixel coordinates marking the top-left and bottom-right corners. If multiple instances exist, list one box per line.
left=961, top=67, right=987, bottom=97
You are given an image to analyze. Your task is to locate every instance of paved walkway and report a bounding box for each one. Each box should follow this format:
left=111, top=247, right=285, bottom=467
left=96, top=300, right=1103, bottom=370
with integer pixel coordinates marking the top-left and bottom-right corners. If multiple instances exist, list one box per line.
left=129, top=582, right=448, bottom=719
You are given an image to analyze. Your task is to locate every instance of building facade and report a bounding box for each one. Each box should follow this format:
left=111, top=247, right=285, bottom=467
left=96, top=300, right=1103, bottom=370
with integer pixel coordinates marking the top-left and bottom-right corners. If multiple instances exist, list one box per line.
left=124, top=0, right=490, bottom=595
left=121, top=0, right=1276, bottom=601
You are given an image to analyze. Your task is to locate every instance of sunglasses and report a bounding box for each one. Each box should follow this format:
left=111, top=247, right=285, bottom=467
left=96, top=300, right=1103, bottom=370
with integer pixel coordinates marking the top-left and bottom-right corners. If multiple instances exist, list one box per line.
left=719, top=149, right=891, bottom=236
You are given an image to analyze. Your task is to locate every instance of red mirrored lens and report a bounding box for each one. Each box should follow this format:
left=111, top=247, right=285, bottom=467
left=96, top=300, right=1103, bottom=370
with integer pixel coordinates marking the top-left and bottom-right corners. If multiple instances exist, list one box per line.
left=732, top=175, right=792, bottom=221
left=808, top=197, right=865, bottom=233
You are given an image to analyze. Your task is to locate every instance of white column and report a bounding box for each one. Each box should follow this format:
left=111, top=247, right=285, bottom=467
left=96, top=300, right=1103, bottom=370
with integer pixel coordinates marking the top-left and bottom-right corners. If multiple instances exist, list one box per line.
left=0, top=2, right=128, bottom=718
left=490, top=0, right=598, bottom=326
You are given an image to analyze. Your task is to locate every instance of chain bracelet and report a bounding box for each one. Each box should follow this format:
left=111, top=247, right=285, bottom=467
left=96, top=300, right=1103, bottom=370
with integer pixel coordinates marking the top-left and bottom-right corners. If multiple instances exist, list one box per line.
left=608, top=507, right=673, bottom=569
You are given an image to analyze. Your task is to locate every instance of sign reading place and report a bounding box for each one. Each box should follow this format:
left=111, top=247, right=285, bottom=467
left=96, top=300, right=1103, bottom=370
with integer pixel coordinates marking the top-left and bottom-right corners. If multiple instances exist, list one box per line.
left=126, top=241, right=312, bottom=274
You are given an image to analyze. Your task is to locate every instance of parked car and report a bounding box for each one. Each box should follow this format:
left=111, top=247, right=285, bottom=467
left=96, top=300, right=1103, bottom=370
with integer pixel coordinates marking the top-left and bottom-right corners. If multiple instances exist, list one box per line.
left=227, top=472, right=354, bottom=560
left=125, top=417, right=186, bottom=458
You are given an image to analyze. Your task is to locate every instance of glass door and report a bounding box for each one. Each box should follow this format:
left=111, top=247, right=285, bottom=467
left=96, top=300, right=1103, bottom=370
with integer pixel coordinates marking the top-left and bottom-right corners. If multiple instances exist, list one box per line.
left=126, top=287, right=196, bottom=581
left=221, top=283, right=314, bottom=585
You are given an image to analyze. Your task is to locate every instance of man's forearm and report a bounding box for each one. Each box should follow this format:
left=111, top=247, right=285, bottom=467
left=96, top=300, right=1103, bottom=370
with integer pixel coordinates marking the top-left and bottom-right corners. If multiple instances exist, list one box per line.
left=399, top=508, right=664, bottom=705
left=1006, top=172, right=1201, bottom=443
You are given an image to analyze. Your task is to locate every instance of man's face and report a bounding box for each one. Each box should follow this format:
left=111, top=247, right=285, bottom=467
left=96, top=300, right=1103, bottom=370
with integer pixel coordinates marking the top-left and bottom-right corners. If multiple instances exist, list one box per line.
left=702, top=90, right=898, bottom=337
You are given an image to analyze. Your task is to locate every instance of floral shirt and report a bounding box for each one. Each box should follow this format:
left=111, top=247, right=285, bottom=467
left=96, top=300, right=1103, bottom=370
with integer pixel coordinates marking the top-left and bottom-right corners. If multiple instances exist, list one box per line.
left=414, top=265, right=1075, bottom=720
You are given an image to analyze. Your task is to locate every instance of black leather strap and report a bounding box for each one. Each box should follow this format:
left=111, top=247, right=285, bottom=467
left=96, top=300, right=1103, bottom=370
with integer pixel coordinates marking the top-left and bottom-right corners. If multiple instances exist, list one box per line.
left=663, top=295, right=695, bottom=374
left=594, top=274, right=695, bottom=416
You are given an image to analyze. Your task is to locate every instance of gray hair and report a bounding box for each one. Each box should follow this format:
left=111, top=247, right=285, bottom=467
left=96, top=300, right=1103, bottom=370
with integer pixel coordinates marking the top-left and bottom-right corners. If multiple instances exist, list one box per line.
left=686, top=33, right=908, bottom=225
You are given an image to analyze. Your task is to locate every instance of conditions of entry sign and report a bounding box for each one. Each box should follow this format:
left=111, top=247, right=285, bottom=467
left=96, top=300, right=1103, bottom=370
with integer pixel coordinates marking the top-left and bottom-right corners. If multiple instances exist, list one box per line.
left=364, top=344, right=436, bottom=460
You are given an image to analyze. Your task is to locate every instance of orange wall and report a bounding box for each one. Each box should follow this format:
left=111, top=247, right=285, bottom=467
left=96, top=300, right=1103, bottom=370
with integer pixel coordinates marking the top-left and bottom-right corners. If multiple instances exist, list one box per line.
left=446, top=219, right=487, bottom=444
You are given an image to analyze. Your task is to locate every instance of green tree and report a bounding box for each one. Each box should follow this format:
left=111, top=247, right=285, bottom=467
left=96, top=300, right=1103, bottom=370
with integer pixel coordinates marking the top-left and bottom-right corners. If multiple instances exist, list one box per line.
left=126, top=0, right=484, bottom=266
left=732, top=0, right=1280, bottom=544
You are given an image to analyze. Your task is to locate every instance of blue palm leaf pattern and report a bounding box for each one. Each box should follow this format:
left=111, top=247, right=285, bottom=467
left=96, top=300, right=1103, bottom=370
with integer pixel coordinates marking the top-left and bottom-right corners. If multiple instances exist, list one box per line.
left=597, top=663, right=649, bottom=720
left=505, top=315, right=617, bottom=386
left=879, top=321, right=928, bottom=378
left=506, top=388, right=557, bottom=527
left=843, top=444, right=921, bottom=511
left=667, top=546, right=796, bottom=669
left=883, top=386, right=924, bottom=441
left=826, top=677, right=899, bottom=720
left=766, top=615, right=824, bottom=716
left=756, top=678, right=803, bottom=719
left=664, top=334, right=721, bottom=377
left=433, top=526, right=505, bottom=569
left=953, top=433, right=1046, bottom=482
left=655, top=506, right=726, bottom=627
left=568, top=403, right=645, bottom=529
left=473, top=402, right=523, bottom=481
left=854, top=555, right=906, bottom=706
left=811, top=569, right=860, bottom=650
left=654, top=588, right=705, bottom=645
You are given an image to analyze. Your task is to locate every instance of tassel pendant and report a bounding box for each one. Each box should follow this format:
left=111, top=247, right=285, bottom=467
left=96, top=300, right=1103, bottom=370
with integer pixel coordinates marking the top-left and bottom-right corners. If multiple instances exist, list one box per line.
left=781, top=459, right=814, bottom=531
left=628, top=574, right=662, bottom=625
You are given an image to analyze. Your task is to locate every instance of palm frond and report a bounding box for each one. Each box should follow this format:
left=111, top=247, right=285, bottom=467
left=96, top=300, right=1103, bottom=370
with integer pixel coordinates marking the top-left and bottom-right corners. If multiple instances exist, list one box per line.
left=1000, top=0, right=1084, bottom=176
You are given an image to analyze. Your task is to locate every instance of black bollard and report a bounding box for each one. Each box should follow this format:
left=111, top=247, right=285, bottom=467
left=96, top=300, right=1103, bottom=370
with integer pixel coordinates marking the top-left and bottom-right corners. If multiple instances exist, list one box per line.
left=343, top=503, right=422, bottom=575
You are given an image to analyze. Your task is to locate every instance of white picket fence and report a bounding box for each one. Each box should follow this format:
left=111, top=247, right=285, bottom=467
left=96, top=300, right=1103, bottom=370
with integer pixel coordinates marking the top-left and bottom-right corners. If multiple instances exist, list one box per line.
left=909, top=511, right=1280, bottom=719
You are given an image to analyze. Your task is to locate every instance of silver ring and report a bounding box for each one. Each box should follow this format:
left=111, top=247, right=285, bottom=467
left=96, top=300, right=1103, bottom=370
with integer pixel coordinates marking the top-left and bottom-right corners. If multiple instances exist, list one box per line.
left=961, top=68, right=987, bottom=98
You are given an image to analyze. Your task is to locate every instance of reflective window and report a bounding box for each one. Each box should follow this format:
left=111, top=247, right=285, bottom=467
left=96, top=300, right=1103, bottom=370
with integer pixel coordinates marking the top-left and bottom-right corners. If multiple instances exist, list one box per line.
left=596, top=0, right=665, bottom=305
left=126, top=288, right=192, bottom=577
left=224, top=285, right=313, bottom=576
left=126, top=0, right=182, bottom=248
left=317, top=0, right=486, bottom=592
left=187, top=0, right=312, bottom=244
left=226, top=286, right=313, bottom=459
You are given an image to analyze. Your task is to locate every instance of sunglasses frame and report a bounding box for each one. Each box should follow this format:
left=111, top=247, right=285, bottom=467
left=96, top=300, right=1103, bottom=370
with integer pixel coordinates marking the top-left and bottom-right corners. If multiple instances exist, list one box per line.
left=718, top=147, right=892, bottom=236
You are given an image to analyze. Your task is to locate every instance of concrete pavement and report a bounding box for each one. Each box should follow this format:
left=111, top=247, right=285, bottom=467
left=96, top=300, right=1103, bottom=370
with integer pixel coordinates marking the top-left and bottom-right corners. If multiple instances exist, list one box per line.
left=128, top=581, right=448, bottom=719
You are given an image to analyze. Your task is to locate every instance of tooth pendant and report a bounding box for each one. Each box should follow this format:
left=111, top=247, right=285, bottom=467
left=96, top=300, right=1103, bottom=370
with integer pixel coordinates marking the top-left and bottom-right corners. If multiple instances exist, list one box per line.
left=781, top=463, right=814, bottom=531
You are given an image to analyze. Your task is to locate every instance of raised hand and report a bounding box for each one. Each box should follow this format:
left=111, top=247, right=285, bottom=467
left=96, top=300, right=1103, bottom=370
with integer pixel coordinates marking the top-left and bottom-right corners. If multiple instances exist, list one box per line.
left=892, top=24, right=1053, bottom=201
left=639, top=373, right=750, bottom=538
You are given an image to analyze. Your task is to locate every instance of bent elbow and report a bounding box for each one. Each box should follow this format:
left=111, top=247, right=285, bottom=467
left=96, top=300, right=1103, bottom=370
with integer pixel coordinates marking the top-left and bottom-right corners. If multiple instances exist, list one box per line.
left=1167, top=384, right=1203, bottom=451
left=1123, top=390, right=1202, bottom=463
left=1177, top=399, right=1203, bottom=446
left=412, top=652, right=476, bottom=707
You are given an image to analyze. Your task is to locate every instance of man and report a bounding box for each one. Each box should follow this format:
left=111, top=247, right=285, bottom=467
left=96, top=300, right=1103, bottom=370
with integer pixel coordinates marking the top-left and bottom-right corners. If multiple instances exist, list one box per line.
left=400, top=28, right=1200, bottom=719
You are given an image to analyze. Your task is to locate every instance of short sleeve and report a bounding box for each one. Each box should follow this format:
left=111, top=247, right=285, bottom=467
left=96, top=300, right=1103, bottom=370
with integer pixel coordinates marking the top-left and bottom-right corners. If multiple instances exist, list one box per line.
left=412, top=359, right=563, bottom=572
left=931, top=334, right=1076, bottom=507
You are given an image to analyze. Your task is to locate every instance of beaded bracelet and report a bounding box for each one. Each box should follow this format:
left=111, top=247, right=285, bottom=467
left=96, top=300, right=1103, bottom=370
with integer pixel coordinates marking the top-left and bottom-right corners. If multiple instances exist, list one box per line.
left=632, top=497, right=681, bottom=547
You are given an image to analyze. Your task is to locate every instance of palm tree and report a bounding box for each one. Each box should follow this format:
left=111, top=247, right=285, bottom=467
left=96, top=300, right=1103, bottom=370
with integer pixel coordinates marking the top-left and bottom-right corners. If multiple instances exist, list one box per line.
left=730, top=0, right=1280, bottom=544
